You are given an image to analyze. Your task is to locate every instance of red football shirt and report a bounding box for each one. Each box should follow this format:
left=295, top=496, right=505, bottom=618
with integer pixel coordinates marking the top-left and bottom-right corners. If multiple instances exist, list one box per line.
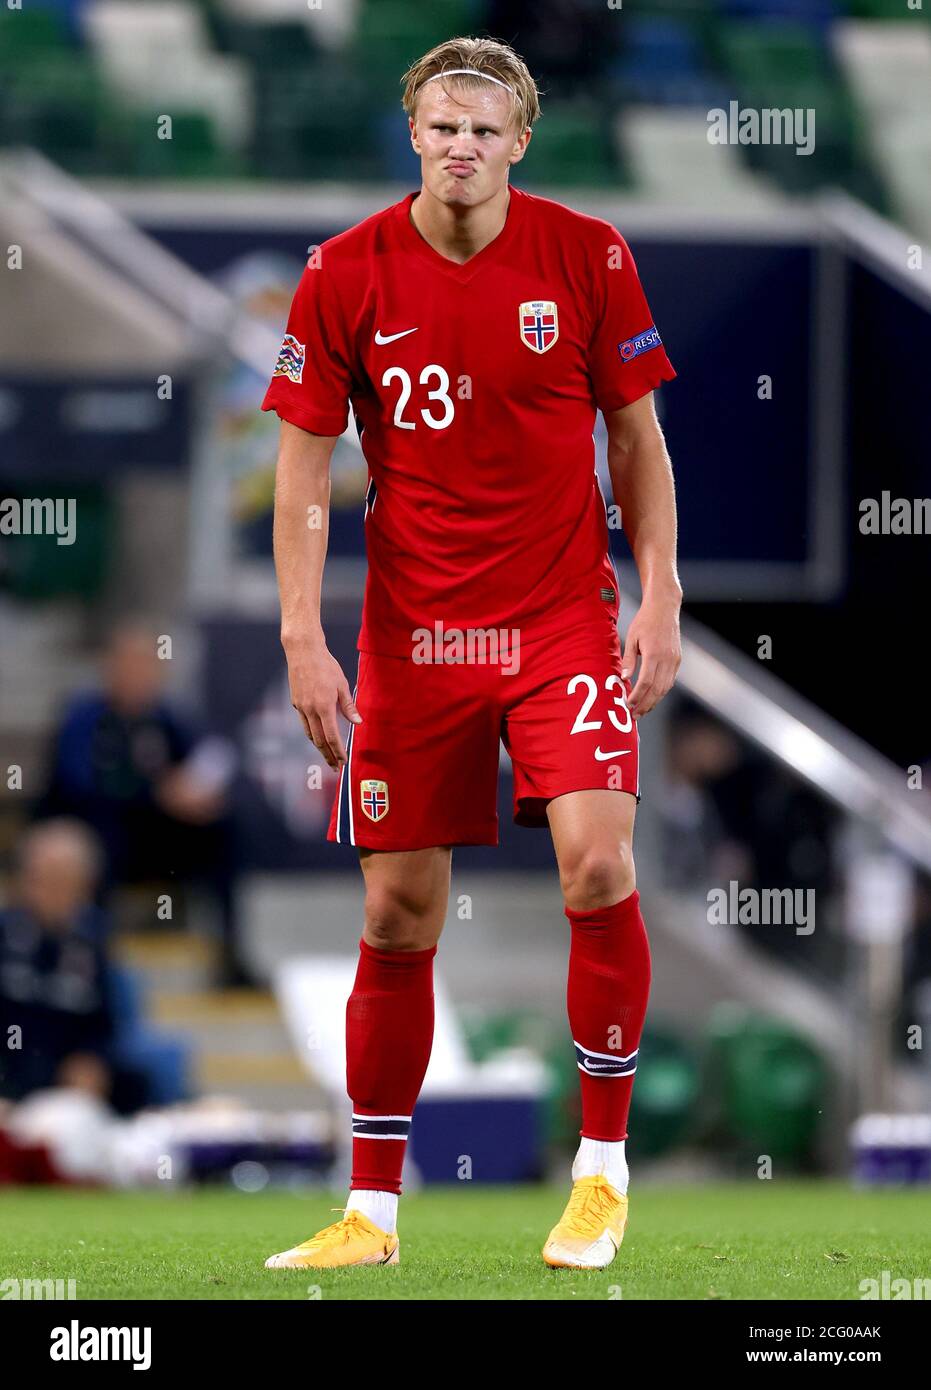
left=262, top=185, right=676, bottom=657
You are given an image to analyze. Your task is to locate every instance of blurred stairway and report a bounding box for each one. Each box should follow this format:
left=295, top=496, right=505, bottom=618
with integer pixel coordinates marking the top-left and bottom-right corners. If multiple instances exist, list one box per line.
left=113, top=928, right=319, bottom=1112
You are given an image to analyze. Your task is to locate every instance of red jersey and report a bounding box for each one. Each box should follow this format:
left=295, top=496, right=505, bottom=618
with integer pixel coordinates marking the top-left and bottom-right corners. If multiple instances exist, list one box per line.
left=262, top=185, right=675, bottom=657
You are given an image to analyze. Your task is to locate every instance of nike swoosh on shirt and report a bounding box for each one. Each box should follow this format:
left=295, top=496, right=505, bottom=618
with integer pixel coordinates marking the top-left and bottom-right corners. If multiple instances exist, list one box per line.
left=594, top=748, right=632, bottom=761
left=374, top=328, right=418, bottom=345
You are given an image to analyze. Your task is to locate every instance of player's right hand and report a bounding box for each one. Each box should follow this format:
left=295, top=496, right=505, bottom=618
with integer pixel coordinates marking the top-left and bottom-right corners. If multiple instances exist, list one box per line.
left=284, top=641, right=362, bottom=769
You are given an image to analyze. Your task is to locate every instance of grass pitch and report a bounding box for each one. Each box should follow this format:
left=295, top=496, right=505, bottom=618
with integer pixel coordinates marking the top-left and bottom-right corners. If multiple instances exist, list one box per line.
left=1, top=1182, right=927, bottom=1301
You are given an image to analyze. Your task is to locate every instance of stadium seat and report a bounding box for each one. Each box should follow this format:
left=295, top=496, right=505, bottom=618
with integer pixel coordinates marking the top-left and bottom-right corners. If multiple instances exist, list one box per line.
left=82, top=0, right=253, bottom=151
left=252, top=61, right=382, bottom=181
left=82, top=0, right=210, bottom=74
left=713, top=21, right=868, bottom=196
left=350, top=0, right=477, bottom=98
left=615, top=15, right=706, bottom=76
left=0, top=6, right=71, bottom=62
left=0, top=55, right=121, bottom=176
left=608, top=15, right=733, bottom=109
left=619, top=108, right=781, bottom=207
left=832, top=21, right=931, bottom=233
left=125, top=110, right=241, bottom=179
left=514, top=103, right=622, bottom=188
left=716, top=20, right=832, bottom=84
left=715, top=0, right=839, bottom=22
left=844, top=0, right=928, bottom=15
left=705, top=1009, right=828, bottom=1163
left=833, top=19, right=931, bottom=122
left=628, top=1027, right=701, bottom=1158
left=1, top=485, right=112, bottom=599
left=3, top=0, right=914, bottom=206
left=209, top=15, right=319, bottom=70
left=216, top=0, right=362, bottom=53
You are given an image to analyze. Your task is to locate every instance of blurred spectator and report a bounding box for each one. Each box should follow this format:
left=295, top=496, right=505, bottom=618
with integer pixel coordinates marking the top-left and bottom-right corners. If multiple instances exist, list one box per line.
left=663, top=702, right=841, bottom=975
left=36, top=621, right=251, bottom=988
left=0, top=819, right=147, bottom=1113
left=662, top=711, right=751, bottom=890
left=487, top=0, right=618, bottom=96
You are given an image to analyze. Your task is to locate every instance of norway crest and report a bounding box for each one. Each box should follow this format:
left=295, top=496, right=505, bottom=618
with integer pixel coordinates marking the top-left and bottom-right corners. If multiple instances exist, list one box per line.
left=519, top=300, right=559, bottom=354
left=360, top=779, right=389, bottom=822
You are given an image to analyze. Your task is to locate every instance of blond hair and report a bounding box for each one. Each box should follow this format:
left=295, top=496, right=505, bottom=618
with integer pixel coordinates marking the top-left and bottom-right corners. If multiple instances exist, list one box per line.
left=401, top=36, right=541, bottom=135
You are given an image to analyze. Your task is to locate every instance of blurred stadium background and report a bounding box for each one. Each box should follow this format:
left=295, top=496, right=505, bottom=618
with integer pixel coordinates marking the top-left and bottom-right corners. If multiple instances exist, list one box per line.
left=1, top=0, right=931, bottom=1203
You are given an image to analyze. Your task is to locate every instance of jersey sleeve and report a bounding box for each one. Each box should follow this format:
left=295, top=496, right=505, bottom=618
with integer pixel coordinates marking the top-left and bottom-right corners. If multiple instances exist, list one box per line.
left=587, top=228, right=676, bottom=415
left=261, top=260, right=354, bottom=437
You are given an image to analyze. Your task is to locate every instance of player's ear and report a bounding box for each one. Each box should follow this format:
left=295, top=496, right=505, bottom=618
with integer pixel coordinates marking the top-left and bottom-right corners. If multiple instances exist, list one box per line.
left=409, top=115, right=421, bottom=155
left=509, top=127, right=531, bottom=166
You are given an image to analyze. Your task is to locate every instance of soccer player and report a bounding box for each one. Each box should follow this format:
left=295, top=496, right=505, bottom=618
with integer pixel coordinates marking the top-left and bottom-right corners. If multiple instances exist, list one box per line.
left=263, top=36, right=681, bottom=1271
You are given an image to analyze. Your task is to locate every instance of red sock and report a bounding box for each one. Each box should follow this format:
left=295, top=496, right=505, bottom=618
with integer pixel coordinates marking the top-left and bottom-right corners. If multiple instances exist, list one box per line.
left=346, top=937, right=436, bottom=1195
left=565, top=889, right=651, bottom=1142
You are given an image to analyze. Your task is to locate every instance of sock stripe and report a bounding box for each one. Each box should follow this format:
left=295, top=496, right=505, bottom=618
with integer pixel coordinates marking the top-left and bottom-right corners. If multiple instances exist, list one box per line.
left=352, top=1116, right=412, bottom=1139
left=351, top=1113, right=412, bottom=1121
left=574, top=1041, right=639, bottom=1076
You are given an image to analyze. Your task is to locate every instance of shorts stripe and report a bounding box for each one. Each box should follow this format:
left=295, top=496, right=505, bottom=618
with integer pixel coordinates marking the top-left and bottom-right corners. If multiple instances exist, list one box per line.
left=336, top=681, right=358, bottom=845
left=635, top=717, right=641, bottom=799
left=345, top=700, right=356, bottom=845
left=336, top=754, right=347, bottom=844
left=335, top=762, right=345, bottom=844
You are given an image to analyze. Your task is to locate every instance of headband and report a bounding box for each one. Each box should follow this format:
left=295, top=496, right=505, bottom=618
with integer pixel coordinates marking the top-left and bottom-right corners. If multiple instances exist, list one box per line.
left=422, top=67, right=514, bottom=95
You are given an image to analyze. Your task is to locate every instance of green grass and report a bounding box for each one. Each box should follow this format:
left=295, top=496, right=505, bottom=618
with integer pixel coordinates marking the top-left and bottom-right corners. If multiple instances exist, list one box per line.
left=0, top=1182, right=928, bottom=1300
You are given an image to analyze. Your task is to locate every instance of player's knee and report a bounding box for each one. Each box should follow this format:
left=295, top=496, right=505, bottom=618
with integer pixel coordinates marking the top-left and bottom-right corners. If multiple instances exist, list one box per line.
left=363, top=882, right=440, bottom=951
left=560, top=843, right=635, bottom=912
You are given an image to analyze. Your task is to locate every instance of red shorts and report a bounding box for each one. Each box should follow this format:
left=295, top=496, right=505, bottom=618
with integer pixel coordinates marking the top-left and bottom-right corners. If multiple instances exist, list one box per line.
left=328, top=618, right=639, bottom=850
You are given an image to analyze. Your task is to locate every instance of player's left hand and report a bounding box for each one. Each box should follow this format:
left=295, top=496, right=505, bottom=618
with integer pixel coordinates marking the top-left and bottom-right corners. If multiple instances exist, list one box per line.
left=622, top=594, right=682, bottom=718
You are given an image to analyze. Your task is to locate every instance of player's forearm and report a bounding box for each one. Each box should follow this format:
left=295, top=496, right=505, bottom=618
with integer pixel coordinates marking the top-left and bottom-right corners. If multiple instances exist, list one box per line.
left=273, top=425, right=337, bottom=650
left=607, top=431, right=681, bottom=604
left=275, top=485, right=329, bottom=649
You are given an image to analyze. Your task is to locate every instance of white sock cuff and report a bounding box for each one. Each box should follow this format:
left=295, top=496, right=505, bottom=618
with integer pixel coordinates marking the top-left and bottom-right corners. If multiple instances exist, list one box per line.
left=346, top=1188, right=399, bottom=1234
left=573, top=1138, right=629, bottom=1194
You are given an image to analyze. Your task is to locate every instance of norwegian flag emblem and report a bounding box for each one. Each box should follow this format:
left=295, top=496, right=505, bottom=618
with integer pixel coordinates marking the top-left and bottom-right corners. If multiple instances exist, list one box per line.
left=519, top=300, right=559, bottom=354
left=360, top=779, right=389, bottom=822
